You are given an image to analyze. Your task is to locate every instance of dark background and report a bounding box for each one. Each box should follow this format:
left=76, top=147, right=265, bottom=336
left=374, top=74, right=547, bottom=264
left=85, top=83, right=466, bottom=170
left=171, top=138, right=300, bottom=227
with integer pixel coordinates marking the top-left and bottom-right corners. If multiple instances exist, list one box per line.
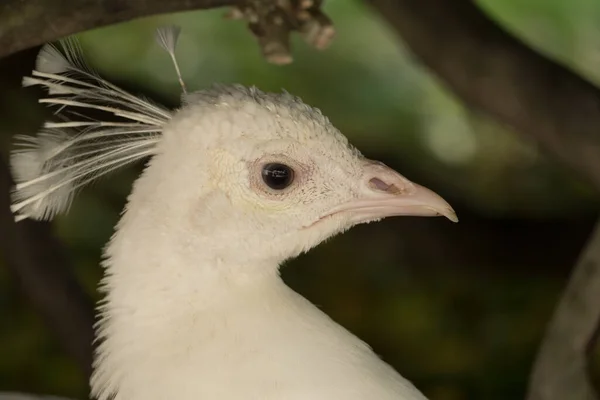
left=1, top=1, right=599, bottom=399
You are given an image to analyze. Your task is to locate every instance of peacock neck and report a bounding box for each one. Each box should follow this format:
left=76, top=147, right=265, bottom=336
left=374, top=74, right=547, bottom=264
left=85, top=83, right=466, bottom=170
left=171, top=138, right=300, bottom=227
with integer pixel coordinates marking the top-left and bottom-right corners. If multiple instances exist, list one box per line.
left=91, top=219, right=284, bottom=400
left=90, top=158, right=285, bottom=400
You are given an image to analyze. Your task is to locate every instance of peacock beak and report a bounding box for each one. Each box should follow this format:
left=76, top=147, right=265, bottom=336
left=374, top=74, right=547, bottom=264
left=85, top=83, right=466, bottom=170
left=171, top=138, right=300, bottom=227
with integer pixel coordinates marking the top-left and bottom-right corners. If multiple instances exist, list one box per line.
left=321, top=160, right=458, bottom=224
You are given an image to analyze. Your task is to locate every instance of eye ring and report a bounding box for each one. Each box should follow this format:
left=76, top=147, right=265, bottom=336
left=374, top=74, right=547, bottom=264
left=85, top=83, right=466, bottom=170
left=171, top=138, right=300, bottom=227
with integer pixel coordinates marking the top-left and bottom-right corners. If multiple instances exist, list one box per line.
left=261, top=163, right=295, bottom=190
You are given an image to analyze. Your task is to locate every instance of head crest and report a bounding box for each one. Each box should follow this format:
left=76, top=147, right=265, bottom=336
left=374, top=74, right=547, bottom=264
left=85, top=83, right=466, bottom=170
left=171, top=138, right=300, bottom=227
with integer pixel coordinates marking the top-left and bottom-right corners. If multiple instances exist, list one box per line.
left=10, top=26, right=186, bottom=221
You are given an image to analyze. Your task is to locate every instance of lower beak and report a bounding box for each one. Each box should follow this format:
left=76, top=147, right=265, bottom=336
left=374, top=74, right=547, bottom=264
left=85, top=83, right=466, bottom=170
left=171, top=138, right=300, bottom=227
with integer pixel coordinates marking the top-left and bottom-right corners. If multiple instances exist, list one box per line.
left=323, top=160, right=458, bottom=224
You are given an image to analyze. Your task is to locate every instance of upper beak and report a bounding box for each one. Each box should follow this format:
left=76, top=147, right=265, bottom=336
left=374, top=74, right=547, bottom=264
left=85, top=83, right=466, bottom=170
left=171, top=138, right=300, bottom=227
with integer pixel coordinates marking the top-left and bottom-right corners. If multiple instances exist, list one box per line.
left=323, top=160, right=458, bottom=224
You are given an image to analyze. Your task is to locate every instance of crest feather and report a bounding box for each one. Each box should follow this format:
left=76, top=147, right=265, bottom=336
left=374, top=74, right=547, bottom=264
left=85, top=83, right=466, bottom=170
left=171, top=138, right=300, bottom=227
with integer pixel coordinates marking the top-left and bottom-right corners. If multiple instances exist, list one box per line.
left=11, top=32, right=174, bottom=221
left=155, top=25, right=187, bottom=94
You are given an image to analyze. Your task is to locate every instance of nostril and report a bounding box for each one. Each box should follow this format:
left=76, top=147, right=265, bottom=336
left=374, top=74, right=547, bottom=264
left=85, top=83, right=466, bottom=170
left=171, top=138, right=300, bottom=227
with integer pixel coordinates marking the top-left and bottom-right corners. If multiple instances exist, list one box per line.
left=369, top=177, right=401, bottom=194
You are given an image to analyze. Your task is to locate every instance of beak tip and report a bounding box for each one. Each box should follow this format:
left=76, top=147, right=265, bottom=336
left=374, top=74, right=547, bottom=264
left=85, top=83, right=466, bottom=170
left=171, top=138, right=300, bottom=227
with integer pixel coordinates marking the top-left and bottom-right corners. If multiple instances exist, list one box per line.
left=443, top=209, right=459, bottom=223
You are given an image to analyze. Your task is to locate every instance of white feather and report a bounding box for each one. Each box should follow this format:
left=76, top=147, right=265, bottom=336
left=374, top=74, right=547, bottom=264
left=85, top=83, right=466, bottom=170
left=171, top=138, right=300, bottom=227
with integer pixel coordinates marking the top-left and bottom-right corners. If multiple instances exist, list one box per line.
left=155, top=25, right=187, bottom=94
left=155, top=25, right=181, bottom=55
left=35, top=43, right=71, bottom=74
left=11, top=36, right=171, bottom=221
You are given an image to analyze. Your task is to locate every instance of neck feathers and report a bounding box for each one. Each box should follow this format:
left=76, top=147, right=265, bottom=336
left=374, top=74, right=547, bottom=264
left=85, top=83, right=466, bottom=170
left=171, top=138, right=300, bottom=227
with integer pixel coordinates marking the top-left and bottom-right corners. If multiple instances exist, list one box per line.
left=90, top=153, right=280, bottom=400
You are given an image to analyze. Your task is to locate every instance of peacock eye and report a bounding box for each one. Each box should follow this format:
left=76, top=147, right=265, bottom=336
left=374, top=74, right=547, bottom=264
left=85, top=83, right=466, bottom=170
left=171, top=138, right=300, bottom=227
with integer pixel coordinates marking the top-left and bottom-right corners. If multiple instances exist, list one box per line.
left=261, top=163, right=295, bottom=190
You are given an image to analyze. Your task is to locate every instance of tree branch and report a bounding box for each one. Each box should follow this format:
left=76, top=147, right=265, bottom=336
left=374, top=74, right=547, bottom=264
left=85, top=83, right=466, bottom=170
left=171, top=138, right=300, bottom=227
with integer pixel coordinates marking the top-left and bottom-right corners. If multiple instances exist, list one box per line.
left=526, top=220, right=600, bottom=400
left=367, top=0, right=600, bottom=190
left=364, top=1, right=600, bottom=399
left=0, top=0, right=234, bottom=59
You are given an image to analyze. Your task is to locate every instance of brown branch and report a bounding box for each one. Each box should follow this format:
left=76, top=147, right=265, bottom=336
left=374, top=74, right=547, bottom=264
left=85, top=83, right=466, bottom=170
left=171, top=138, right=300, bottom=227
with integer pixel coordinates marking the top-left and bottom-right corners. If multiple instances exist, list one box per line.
left=526, top=221, right=600, bottom=400
left=364, top=1, right=600, bottom=399
left=367, top=0, right=600, bottom=190
left=0, top=0, right=234, bottom=59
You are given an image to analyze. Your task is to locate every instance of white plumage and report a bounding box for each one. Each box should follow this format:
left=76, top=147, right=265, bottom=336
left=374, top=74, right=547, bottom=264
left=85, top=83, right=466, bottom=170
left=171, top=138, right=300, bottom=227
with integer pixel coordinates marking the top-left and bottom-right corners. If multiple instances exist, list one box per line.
left=8, top=28, right=457, bottom=400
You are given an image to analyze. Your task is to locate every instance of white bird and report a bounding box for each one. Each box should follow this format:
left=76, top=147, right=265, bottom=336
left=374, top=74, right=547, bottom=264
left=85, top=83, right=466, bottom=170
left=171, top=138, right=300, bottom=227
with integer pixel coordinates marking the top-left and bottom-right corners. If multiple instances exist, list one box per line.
left=6, top=27, right=457, bottom=400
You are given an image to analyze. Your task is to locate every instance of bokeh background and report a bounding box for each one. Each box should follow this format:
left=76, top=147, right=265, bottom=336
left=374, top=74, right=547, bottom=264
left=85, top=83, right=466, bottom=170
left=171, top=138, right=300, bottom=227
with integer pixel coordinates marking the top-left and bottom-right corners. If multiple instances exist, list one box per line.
left=1, top=0, right=600, bottom=399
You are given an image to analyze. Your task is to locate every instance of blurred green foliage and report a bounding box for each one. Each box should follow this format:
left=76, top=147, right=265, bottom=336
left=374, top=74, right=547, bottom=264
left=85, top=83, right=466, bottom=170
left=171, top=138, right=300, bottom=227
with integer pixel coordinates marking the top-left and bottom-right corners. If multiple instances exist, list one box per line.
left=1, top=1, right=600, bottom=399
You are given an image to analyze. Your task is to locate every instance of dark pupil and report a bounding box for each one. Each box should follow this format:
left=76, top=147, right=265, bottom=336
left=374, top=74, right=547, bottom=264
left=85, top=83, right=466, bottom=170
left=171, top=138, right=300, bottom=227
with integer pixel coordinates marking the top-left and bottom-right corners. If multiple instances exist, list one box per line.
left=262, top=163, right=294, bottom=190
